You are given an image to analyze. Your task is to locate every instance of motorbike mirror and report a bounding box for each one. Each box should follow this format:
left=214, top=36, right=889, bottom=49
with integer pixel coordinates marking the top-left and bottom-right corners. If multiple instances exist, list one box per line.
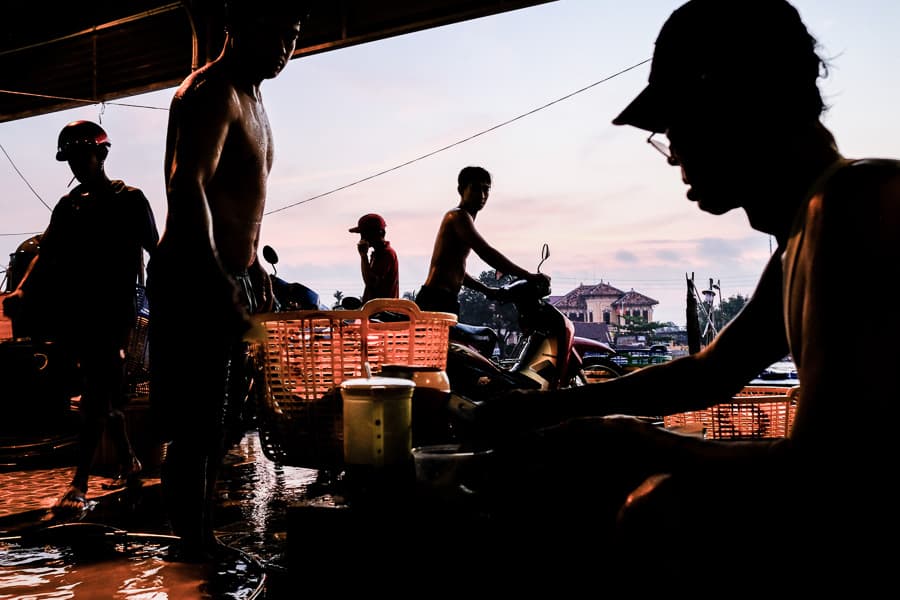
left=262, top=245, right=279, bottom=266
left=537, top=243, right=550, bottom=273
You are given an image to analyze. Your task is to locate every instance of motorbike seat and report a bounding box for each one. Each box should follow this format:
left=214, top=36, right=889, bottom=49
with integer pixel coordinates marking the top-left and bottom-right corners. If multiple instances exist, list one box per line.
left=450, top=323, right=499, bottom=359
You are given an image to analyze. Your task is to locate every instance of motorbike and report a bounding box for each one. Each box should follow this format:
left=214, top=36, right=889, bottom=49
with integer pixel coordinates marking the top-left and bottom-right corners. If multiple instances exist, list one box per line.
left=444, top=244, right=625, bottom=405
left=261, top=244, right=328, bottom=311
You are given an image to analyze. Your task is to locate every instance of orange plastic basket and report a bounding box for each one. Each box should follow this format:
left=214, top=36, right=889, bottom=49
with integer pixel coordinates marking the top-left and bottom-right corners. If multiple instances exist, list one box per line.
left=664, top=385, right=800, bottom=439
left=251, top=299, right=457, bottom=468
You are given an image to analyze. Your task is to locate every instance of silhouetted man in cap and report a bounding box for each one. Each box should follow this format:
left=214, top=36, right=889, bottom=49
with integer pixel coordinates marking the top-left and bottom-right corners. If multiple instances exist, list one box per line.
left=477, top=0, right=900, bottom=589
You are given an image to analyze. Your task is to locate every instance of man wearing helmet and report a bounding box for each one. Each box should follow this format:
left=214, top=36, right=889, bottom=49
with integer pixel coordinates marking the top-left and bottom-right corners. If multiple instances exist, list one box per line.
left=3, top=119, right=159, bottom=514
left=147, top=0, right=308, bottom=561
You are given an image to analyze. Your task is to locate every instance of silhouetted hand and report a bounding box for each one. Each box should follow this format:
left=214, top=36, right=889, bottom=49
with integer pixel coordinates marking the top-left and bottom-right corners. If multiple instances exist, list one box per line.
left=2, top=290, right=24, bottom=320
left=250, top=259, right=274, bottom=313
left=483, top=286, right=504, bottom=303
left=242, top=317, right=268, bottom=343
left=527, top=272, right=551, bottom=289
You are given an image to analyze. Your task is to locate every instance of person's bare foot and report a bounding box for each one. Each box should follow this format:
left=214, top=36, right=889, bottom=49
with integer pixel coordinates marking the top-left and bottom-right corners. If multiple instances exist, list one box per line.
left=102, top=456, right=143, bottom=490
left=53, top=485, right=88, bottom=514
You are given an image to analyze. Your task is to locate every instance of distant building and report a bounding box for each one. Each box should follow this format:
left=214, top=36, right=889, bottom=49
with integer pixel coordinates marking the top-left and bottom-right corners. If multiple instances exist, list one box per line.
left=551, top=282, right=659, bottom=326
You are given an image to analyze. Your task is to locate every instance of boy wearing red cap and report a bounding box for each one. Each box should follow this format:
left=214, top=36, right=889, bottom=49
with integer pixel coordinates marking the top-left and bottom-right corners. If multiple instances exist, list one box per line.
left=349, top=213, right=399, bottom=303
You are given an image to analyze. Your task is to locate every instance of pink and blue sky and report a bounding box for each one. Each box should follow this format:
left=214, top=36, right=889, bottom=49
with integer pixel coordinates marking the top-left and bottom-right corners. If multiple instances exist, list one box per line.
left=2, top=0, right=898, bottom=324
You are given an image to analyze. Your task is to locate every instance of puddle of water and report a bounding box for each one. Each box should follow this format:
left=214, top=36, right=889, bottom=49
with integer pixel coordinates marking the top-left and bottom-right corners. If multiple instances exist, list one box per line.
left=1, top=432, right=398, bottom=598
left=214, top=433, right=335, bottom=571
left=0, top=526, right=265, bottom=599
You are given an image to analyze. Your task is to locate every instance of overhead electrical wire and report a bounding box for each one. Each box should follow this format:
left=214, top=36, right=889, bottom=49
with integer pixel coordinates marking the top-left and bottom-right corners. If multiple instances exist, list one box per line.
left=0, top=89, right=168, bottom=112
left=264, top=58, right=650, bottom=215
left=0, top=58, right=650, bottom=235
left=0, top=142, right=52, bottom=213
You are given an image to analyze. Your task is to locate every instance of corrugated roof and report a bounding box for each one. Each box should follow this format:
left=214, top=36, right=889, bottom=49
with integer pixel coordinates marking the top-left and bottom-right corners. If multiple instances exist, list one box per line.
left=613, top=289, right=659, bottom=307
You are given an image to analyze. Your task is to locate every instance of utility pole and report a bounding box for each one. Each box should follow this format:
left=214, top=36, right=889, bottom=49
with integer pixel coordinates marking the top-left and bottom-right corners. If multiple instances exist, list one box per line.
left=700, top=277, right=721, bottom=347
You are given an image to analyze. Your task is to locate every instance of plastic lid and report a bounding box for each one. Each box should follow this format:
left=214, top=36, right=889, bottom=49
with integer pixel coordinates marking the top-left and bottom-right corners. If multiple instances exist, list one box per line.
left=381, top=364, right=443, bottom=372
left=340, top=375, right=415, bottom=390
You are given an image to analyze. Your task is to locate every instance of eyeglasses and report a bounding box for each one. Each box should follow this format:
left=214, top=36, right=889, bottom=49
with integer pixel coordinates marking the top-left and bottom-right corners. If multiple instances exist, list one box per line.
left=647, top=132, right=672, bottom=159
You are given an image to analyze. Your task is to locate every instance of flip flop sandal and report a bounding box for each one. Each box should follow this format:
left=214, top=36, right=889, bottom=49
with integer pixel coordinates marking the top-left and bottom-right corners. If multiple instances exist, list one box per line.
left=102, top=457, right=143, bottom=490
left=101, top=474, right=144, bottom=491
left=101, top=476, right=128, bottom=491
left=52, top=486, right=92, bottom=517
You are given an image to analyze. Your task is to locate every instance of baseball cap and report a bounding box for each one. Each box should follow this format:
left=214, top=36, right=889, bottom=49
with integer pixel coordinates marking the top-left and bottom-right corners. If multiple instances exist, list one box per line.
left=613, top=0, right=817, bottom=132
left=349, top=213, right=386, bottom=233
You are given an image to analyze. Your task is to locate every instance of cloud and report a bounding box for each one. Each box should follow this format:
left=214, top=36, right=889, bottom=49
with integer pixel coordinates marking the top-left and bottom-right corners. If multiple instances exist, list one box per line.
left=614, top=250, right=639, bottom=263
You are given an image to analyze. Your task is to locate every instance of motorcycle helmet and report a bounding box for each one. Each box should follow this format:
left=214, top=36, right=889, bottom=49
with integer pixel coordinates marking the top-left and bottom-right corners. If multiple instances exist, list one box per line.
left=55, top=120, right=110, bottom=162
left=6, top=234, right=41, bottom=291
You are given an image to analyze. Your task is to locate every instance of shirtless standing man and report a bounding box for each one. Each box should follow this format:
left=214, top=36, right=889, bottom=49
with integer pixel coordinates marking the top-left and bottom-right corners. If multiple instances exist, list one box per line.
left=147, top=0, right=306, bottom=561
left=415, top=166, right=549, bottom=316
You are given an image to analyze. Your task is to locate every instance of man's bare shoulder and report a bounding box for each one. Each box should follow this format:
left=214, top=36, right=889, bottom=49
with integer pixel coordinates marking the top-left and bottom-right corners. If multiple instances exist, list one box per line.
left=818, top=158, right=900, bottom=215
left=823, top=158, right=900, bottom=192
left=443, top=206, right=474, bottom=227
left=172, top=61, right=238, bottom=108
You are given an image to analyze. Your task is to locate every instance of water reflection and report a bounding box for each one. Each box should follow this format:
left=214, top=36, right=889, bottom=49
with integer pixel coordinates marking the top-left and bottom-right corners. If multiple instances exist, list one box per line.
left=0, top=533, right=264, bottom=599
left=214, top=433, right=333, bottom=571
left=0, top=433, right=332, bottom=599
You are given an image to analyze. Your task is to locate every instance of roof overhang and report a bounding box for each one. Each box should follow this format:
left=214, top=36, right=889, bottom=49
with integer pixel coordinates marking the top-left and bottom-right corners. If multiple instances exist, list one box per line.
left=0, top=1, right=556, bottom=123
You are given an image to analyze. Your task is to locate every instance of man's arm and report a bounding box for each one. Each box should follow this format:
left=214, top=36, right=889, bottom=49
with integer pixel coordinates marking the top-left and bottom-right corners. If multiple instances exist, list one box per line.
left=358, top=243, right=374, bottom=289
left=165, top=82, right=230, bottom=256
left=1, top=254, right=37, bottom=317
left=569, top=251, right=789, bottom=415
left=134, top=189, right=159, bottom=255
left=248, top=255, right=274, bottom=312
left=9, top=207, right=62, bottom=298
left=478, top=252, right=790, bottom=432
left=463, top=272, right=496, bottom=298
left=451, top=210, right=532, bottom=280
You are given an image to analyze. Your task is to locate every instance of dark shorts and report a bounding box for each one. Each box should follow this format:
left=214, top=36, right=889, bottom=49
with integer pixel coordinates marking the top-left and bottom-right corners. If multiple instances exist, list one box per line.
left=146, top=252, right=256, bottom=443
left=414, top=285, right=460, bottom=315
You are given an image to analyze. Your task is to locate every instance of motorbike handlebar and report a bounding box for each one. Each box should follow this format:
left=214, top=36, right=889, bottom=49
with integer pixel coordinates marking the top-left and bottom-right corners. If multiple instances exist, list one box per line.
left=499, top=277, right=550, bottom=304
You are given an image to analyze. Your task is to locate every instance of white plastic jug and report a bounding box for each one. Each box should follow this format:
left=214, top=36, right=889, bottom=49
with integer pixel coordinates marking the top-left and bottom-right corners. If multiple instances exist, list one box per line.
left=340, top=374, right=415, bottom=467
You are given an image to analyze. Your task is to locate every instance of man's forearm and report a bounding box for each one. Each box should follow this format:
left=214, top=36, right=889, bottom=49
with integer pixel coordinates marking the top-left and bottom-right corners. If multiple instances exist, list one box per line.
left=360, top=255, right=372, bottom=285
left=463, top=273, right=490, bottom=294
left=553, top=353, right=740, bottom=419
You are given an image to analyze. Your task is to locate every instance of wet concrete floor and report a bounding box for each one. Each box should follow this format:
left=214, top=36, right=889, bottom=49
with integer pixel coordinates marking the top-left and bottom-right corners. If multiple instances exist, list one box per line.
left=0, top=428, right=610, bottom=597
left=0, top=431, right=335, bottom=599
